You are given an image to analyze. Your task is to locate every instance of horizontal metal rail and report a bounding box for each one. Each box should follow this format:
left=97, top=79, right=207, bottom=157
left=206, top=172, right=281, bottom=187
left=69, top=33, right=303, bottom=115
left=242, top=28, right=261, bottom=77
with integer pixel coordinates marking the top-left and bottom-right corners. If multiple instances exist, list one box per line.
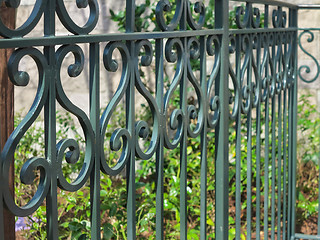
left=294, top=234, right=320, bottom=239
left=298, top=5, right=320, bottom=9
left=232, top=0, right=298, bottom=8
left=0, top=28, right=298, bottom=49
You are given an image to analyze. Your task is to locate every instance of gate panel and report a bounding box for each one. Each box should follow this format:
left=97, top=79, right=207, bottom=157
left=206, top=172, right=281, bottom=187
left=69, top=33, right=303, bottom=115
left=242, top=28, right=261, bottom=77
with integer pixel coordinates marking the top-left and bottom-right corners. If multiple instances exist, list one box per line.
left=0, top=0, right=299, bottom=239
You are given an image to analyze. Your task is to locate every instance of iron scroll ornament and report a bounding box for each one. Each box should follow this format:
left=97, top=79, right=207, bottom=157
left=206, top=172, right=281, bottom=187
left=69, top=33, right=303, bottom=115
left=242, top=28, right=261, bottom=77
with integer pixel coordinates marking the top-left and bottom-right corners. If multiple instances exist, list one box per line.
left=206, top=35, right=221, bottom=128
left=228, top=31, right=294, bottom=120
left=1, top=48, right=51, bottom=217
left=100, top=41, right=131, bottom=176
left=0, top=0, right=99, bottom=37
left=155, top=0, right=205, bottom=31
left=0, top=0, right=45, bottom=37
left=235, top=4, right=287, bottom=29
left=134, top=40, right=161, bottom=160
left=186, top=37, right=205, bottom=138
left=55, top=45, right=95, bottom=192
left=56, top=0, right=99, bottom=34
left=0, top=44, right=99, bottom=216
left=298, top=30, right=320, bottom=83
left=163, top=38, right=185, bottom=149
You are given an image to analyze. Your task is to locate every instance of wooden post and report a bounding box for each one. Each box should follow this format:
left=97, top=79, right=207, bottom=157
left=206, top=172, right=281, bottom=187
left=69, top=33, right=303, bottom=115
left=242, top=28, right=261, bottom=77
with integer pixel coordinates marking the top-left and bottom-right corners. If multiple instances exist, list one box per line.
left=0, top=3, right=15, bottom=240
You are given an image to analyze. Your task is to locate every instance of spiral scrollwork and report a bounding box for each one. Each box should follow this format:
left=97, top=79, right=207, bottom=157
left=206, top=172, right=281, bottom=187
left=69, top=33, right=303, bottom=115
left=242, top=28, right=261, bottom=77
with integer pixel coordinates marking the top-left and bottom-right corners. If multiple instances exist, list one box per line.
left=0, top=0, right=45, bottom=38
left=100, top=41, right=131, bottom=176
left=56, top=139, right=81, bottom=191
left=298, top=30, right=320, bottom=83
left=283, top=33, right=294, bottom=89
left=260, top=31, right=279, bottom=100
left=55, top=44, right=95, bottom=192
left=56, top=0, right=99, bottom=34
left=206, top=36, right=220, bottom=126
left=155, top=0, right=183, bottom=31
left=229, top=35, right=236, bottom=54
left=274, top=34, right=285, bottom=95
left=163, top=38, right=184, bottom=149
left=186, top=1, right=205, bottom=30
left=109, top=128, right=131, bottom=170
left=1, top=47, right=50, bottom=216
left=228, top=35, right=240, bottom=120
left=275, top=72, right=282, bottom=95
left=185, top=37, right=204, bottom=137
left=272, top=8, right=286, bottom=28
left=251, top=34, right=261, bottom=108
left=134, top=40, right=160, bottom=159
left=236, top=3, right=260, bottom=29
left=236, top=4, right=260, bottom=29
left=260, top=47, right=272, bottom=102
left=236, top=4, right=250, bottom=29
left=229, top=67, right=240, bottom=120
left=251, top=7, right=260, bottom=29
left=239, top=34, right=252, bottom=114
left=156, top=0, right=205, bottom=31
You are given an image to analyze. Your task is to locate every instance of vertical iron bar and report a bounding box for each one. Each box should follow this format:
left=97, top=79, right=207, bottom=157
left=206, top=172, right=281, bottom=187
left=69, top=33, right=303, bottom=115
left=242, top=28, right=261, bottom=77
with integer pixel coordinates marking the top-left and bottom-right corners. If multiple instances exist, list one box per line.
left=155, top=38, right=164, bottom=240
left=44, top=0, right=57, bottom=238
left=125, top=0, right=135, bottom=33
left=287, top=9, right=294, bottom=240
left=282, top=89, right=288, bottom=240
left=277, top=88, right=282, bottom=239
left=89, top=42, right=100, bottom=240
left=271, top=74, right=276, bottom=240
left=180, top=3, right=187, bottom=239
left=235, top=33, right=242, bottom=240
left=255, top=33, right=262, bottom=240
left=287, top=76, right=292, bottom=240
left=44, top=45, right=58, bottom=240
left=263, top=69, right=270, bottom=240
left=179, top=40, right=188, bottom=240
left=246, top=40, right=253, bottom=240
left=215, top=0, right=229, bottom=239
left=271, top=35, right=279, bottom=239
left=264, top=5, right=269, bottom=29
left=289, top=8, right=298, bottom=239
left=126, top=0, right=136, bottom=238
left=126, top=42, right=136, bottom=240
left=262, top=5, right=269, bottom=240
left=200, top=35, right=207, bottom=240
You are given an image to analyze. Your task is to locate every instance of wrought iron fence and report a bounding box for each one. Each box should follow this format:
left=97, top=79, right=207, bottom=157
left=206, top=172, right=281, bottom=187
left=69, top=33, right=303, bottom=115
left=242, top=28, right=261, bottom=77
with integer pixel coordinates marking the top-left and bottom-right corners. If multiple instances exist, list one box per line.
left=0, top=0, right=316, bottom=239
left=294, top=5, right=320, bottom=240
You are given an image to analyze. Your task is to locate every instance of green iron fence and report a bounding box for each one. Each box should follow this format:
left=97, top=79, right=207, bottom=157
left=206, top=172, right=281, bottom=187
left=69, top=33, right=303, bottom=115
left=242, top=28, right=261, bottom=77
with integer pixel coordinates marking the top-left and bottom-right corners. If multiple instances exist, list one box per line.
left=295, top=5, right=320, bottom=240
left=0, top=0, right=318, bottom=239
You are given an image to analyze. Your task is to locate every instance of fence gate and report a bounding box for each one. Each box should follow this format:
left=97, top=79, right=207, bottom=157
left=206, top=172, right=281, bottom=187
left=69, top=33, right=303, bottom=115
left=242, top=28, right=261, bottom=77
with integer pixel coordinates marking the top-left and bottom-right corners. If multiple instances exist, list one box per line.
left=0, top=0, right=311, bottom=239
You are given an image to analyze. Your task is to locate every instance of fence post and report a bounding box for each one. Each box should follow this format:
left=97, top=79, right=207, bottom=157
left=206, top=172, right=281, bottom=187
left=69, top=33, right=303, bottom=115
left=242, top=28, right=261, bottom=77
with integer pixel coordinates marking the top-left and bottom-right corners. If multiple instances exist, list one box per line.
left=288, top=7, right=298, bottom=240
left=215, top=0, right=229, bottom=239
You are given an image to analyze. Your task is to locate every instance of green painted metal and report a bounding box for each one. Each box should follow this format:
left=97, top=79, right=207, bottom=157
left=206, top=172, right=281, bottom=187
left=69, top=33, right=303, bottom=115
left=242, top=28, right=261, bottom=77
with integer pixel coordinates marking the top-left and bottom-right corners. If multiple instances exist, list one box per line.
left=298, top=30, right=320, bottom=83
left=1, top=0, right=315, bottom=239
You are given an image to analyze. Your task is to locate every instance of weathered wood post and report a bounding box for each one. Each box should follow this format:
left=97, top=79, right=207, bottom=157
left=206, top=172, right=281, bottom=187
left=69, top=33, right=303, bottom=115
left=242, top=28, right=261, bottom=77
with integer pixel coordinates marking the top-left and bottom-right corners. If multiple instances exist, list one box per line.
left=0, top=2, right=15, bottom=239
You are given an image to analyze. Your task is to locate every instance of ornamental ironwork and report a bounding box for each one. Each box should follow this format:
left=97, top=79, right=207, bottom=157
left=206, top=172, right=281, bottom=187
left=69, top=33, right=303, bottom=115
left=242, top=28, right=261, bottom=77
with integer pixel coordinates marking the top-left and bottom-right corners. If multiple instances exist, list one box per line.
left=0, top=0, right=305, bottom=239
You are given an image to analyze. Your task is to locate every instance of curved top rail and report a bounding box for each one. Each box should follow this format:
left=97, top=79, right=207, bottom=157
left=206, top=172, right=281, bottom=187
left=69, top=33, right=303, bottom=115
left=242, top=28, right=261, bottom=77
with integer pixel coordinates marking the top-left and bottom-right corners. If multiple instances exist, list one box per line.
left=231, top=0, right=298, bottom=9
left=298, top=5, right=320, bottom=9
